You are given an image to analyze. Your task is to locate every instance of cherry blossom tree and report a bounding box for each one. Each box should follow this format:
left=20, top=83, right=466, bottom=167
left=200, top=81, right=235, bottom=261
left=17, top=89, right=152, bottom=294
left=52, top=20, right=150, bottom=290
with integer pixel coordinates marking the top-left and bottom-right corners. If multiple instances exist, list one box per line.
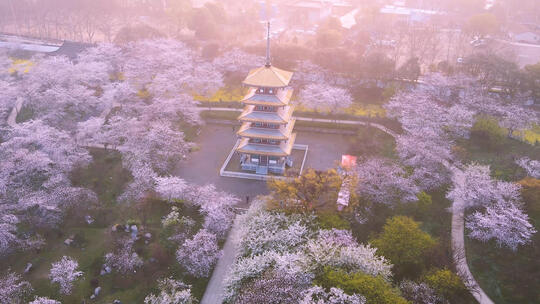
left=0, top=271, right=33, bottom=304
left=399, top=280, right=443, bottom=304
left=212, top=48, right=265, bottom=74
left=304, top=229, right=392, bottom=279
left=182, top=184, right=239, bottom=239
left=29, top=297, right=61, bottom=304
left=77, top=43, right=125, bottom=75
left=516, top=157, right=540, bottom=178
left=118, top=164, right=157, bottom=204
left=446, top=164, right=518, bottom=209
left=235, top=205, right=311, bottom=256
left=299, top=286, right=366, bottom=304
left=466, top=200, right=536, bottom=251
left=235, top=269, right=312, bottom=304
left=105, top=238, right=144, bottom=274
left=155, top=176, right=188, bottom=202
left=1, top=121, right=95, bottom=254
left=448, top=164, right=536, bottom=250
left=176, top=229, right=222, bottom=278
left=0, top=214, right=20, bottom=256
left=224, top=200, right=396, bottom=302
left=144, top=278, right=196, bottom=304
left=49, top=256, right=83, bottom=295
left=294, top=61, right=330, bottom=86
left=0, top=79, right=15, bottom=124
left=355, top=158, right=419, bottom=205
left=123, top=39, right=222, bottom=94
left=12, top=55, right=110, bottom=131
left=298, top=83, right=353, bottom=114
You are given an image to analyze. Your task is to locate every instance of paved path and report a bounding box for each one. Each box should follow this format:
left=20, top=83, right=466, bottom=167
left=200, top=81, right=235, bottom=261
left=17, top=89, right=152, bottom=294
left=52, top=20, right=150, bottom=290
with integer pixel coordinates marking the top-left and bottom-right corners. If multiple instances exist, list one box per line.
left=451, top=199, right=495, bottom=304
left=201, top=215, right=241, bottom=304
left=7, top=97, right=23, bottom=127
left=200, top=106, right=399, bottom=138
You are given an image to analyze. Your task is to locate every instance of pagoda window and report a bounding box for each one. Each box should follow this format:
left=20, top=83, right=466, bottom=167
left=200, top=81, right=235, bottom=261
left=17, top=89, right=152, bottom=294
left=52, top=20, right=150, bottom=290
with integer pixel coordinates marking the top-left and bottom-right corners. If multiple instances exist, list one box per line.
left=255, top=105, right=275, bottom=112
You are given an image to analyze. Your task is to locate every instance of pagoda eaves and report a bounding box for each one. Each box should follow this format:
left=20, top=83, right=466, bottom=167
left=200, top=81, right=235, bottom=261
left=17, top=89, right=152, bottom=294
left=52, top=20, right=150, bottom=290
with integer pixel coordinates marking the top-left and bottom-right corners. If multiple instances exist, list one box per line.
left=242, top=65, right=293, bottom=88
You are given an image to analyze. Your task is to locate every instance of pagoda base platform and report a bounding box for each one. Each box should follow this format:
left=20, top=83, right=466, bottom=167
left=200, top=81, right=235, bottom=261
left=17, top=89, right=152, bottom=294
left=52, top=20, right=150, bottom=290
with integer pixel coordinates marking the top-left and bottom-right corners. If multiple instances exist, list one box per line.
left=220, top=140, right=308, bottom=181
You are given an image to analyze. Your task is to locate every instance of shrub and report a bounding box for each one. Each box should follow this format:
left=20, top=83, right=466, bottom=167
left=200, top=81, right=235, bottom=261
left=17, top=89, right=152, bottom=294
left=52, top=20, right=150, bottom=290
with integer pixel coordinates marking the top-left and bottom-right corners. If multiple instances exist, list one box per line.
left=415, top=192, right=433, bottom=218
left=518, top=177, right=540, bottom=217
left=371, top=216, right=437, bottom=279
left=423, top=268, right=468, bottom=302
left=316, top=212, right=351, bottom=230
left=316, top=267, right=408, bottom=304
left=470, top=115, right=506, bottom=148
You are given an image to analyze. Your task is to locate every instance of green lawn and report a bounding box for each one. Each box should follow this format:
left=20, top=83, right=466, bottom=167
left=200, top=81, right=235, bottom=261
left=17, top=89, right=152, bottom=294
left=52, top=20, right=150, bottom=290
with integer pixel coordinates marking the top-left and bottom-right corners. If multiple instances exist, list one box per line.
left=15, top=106, right=34, bottom=123
left=455, top=136, right=540, bottom=181
left=465, top=216, right=540, bottom=304
left=456, top=135, right=540, bottom=303
left=2, top=149, right=211, bottom=303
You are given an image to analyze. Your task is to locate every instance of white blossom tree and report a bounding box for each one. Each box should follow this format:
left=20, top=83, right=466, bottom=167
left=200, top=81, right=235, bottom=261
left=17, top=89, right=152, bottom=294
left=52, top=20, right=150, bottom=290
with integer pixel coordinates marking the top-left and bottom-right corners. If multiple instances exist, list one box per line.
left=355, top=158, right=419, bottom=205
left=212, top=48, right=265, bottom=74
left=0, top=272, right=33, bottom=304
left=155, top=176, right=188, bottom=202
left=176, top=229, right=222, bottom=278
left=516, top=157, right=540, bottom=178
left=0, top=121, right=95, bottom=254
left=181, top=184, right=239, bottom=239
left=298, top=83, right=353, bottom=114
left=29, top=297, right=61, bottom=304
left=105, top=238, right=143, bottom=274
left=234, top=269, right=312, bottom=304
left=224, top=200, right=396, bottom=302
left=399, top=280, right=443, bottom=304
left=448, top=164, right=536, bottom=250
left=300, top=286, right=366, bottom=304
left=303, top=229, right=392, bottom=279
left=144, top=278, right=196, bottom=304
left=49, top=256, right=83, bottom=295
left=0, top=213, right=20, bottom=256
left=466, top=200, right=537, bottom=251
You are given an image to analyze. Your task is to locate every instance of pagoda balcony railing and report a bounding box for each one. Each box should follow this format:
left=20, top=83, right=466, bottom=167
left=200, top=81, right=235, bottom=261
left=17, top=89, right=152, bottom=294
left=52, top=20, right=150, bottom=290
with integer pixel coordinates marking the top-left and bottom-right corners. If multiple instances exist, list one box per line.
left=240, top=160, right=286, bottom=174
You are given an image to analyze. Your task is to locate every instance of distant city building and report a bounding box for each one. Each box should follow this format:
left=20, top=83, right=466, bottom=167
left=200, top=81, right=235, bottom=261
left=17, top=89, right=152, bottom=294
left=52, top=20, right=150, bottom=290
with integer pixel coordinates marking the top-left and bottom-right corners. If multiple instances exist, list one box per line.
left=379, top=3, right=443, bottom=25
left=513, top=32, right=540, bottom=44
left=236, top=23, right=297, bottom=175
left=284, top=0, right=354, bottom=28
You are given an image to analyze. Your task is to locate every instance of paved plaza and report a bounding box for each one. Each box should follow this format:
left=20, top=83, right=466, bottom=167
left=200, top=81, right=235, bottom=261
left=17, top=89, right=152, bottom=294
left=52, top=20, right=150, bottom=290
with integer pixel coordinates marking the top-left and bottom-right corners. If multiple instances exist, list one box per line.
left=174, top=123, right=355, bottom=203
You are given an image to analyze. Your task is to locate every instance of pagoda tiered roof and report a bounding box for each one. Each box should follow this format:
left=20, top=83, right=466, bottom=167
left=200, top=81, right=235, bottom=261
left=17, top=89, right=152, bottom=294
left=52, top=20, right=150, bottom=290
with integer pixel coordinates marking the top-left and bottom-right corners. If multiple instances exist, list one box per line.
left=241, top=87, right=293, bottom=106
left=242, top=65, right=294, bottom=88
left=238, top=105, right=294, bottom=125
left=237, top=119, right=296, bottom=140
left=236, top=133, right=297, bottom=157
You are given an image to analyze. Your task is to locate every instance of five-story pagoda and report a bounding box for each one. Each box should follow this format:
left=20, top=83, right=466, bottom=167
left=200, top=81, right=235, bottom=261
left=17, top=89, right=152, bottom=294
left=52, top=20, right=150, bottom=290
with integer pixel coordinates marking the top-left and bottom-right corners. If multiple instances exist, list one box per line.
left=236, top=23, right=297, bottom=175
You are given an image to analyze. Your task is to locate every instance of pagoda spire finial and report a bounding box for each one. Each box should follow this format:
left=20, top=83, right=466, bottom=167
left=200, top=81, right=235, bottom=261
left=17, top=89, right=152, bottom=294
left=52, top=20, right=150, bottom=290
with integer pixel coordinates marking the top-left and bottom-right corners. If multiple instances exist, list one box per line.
left=265, top=21, right=271, bottom=67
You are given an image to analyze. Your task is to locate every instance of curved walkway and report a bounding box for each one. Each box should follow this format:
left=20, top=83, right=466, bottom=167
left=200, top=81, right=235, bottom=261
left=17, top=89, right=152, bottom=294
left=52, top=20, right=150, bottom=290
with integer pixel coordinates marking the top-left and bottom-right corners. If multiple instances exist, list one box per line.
left=201, top=215, right=241, bottom=304
left=451, top=200, right=494, bottom=304
left=201, top=106, right=399, bottom=138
